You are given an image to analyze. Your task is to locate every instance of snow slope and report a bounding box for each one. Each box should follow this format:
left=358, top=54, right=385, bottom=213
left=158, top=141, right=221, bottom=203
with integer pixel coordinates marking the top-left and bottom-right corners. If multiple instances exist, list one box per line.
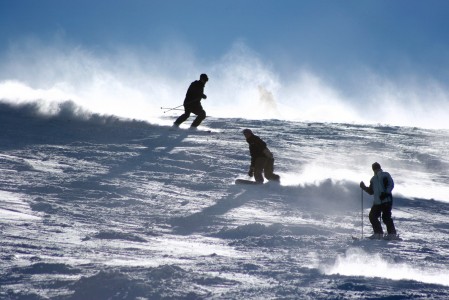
left=1, top=101, right=449, bottom=299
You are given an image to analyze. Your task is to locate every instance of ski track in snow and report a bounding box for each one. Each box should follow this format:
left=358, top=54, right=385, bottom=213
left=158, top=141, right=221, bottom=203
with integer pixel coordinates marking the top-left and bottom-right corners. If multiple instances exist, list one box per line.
left=1, top=102, right=449, bottom=299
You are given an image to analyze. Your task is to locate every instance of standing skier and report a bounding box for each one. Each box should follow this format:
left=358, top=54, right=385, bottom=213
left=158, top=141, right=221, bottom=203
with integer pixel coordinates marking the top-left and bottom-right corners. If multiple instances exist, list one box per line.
left=360, top=162, right=398, bottom=240
left=173, top=73, right=209, bottom=128
left=242, top=129, right=280, bottom=184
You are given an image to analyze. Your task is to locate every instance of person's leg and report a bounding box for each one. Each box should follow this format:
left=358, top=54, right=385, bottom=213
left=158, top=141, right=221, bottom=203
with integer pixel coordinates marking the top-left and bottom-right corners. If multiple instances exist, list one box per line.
left=369, top=205, right=383, bottom=234
left=190, top=107, right=206, bottom=128
left=174, top=107, right=191, bottom=126
left=254, top=157, right=266, bottom=183
left=381, top=202, right=397, bottom=234
left=263, top=157, right=280, bottom=181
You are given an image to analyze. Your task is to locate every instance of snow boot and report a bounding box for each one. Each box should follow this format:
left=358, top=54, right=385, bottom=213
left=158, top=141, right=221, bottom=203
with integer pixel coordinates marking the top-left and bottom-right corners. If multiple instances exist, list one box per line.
left=368, top=233, right=383, bottom=240
left=383, top=233, right=400, bottom=240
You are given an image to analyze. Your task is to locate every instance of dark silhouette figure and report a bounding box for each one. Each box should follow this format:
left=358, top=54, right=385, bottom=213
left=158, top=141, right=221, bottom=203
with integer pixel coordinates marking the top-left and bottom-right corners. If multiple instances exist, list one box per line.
left=174, top=74, right=209, bottom=128
left=242, top=129, right=280, bottom=184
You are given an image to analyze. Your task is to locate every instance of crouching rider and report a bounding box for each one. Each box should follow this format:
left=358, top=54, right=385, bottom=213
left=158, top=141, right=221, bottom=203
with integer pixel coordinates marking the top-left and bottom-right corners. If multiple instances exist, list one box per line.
left=242, top=129, right=280, bottom=184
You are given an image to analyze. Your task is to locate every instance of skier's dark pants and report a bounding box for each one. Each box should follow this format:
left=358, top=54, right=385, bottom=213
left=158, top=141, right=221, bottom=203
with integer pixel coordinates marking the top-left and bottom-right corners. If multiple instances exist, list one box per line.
left=369, top=201, right=396, bottom=234
left=174, top=105, right=206, bottom=127
left=254, top=157, right=280, bottom=183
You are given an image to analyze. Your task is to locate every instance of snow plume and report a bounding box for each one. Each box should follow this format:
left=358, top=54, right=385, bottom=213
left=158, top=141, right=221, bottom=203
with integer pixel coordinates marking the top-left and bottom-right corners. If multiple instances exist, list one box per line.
left=207, top=42, right=281, bottom=119
left=0, top=99, right=133, bottom=131
left=352, top=70, right=449, bottom=129
left=278, top=71, right=362, bottom=123
left=324, top=247, right=449, bottom=287
left=0, top=38, right=189, bottom=124
left=0, top=81, right=91, bottom=120
left=1, top=38, right=449, bottom=128
left=258, top=85, right=279, bottom=115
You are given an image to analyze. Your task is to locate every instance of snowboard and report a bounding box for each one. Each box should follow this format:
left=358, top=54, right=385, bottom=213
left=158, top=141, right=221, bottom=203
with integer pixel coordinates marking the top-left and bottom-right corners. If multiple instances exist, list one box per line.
left=169, top=126, right=213, bottom=134
left=234, top=179, right=262, bottom=185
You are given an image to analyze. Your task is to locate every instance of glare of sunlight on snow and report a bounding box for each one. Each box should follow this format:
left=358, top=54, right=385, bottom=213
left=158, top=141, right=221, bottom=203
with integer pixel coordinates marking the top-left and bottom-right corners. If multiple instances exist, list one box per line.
left=0, top=80, right=70, bottom=104
left=392, top=168, right=449, bottom=203
left=324, top=248, right=449, bottom=287
left=0, top=190, right=41, bottom=222
left=151, top=235, right=245, bottom=259
left=395, top=182, right=449, bottom=203
left=281, top=163, right=360, bottom=186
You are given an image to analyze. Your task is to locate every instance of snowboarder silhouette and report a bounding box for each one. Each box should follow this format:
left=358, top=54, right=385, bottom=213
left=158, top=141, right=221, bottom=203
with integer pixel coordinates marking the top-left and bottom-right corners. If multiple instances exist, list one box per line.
left=242, top=129, right=280, bottom=184
left=173, top=74, right=209, bottom=128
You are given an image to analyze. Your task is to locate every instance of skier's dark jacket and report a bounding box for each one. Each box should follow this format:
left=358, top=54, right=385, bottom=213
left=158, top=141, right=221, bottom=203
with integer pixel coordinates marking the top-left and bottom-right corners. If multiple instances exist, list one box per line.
left=246, top=134, right=268, bottom=167
left=183, top=80, right=206, bottom=109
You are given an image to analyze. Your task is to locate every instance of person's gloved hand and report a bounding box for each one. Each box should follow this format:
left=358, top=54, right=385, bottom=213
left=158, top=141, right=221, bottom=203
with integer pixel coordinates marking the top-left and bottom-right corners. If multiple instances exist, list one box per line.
left=248, top=167, right=254, bottom=177
left=380, top=192, right=388, bottom=200
left=360, top=181, right=366, bottom=190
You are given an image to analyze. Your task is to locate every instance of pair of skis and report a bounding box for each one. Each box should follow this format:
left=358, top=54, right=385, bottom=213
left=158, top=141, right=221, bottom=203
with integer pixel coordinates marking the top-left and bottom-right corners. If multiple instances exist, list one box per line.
left=352, top=235, right=402, bottom=241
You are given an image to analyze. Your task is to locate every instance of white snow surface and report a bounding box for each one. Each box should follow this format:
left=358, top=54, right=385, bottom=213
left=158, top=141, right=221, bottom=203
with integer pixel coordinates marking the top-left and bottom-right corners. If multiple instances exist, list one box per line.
left=1, top=101, right=449, bottom=299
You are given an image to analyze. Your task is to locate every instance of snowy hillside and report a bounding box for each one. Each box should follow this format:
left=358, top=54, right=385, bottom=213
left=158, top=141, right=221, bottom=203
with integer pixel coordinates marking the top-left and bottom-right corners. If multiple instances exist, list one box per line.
left=1, top=101, right=449, bottom=299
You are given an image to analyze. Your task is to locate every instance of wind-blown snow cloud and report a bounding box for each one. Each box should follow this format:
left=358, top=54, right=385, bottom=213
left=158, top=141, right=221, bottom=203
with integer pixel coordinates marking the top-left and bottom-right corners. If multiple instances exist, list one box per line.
left=324, top=247, right=449, bottom=287
left=1, top=39, right=449, bottom=129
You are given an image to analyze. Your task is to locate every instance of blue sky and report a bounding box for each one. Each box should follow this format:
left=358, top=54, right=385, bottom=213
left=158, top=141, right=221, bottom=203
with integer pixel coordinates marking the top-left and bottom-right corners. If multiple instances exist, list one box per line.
left=1, top=1, right=449, bottom=127
left=2, top=0, right=449, bottom=77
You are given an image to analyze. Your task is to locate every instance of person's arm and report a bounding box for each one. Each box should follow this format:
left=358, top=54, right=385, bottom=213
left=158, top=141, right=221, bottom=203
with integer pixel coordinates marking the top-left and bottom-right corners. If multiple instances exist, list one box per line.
left=383, top=173, right=394, bottom=194
left=379, top=173, right=394, bottom=200
left=360, top=179, right=374, bottom=195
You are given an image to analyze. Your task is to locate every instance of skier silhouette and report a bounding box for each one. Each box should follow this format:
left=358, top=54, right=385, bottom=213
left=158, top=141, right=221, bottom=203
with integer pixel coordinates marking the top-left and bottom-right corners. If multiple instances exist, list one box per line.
left=173, top=74, right=209, bottom=128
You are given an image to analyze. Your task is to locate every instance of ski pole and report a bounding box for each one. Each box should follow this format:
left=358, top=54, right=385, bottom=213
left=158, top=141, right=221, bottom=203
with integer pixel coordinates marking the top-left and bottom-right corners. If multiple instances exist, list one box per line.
left=361, top=188, right=364, bottom=239
left=162, top=108, right=184, bottom=112
left=161, top=105, right=183, bottom=113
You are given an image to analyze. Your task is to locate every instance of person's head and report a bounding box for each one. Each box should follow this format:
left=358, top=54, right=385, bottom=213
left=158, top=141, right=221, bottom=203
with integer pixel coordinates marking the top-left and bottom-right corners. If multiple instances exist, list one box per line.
left=242, top=128, right=253, bottom=139
left=200, top=73, right=209, bottom=83
left=372, top=162, right=381, bottom=174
